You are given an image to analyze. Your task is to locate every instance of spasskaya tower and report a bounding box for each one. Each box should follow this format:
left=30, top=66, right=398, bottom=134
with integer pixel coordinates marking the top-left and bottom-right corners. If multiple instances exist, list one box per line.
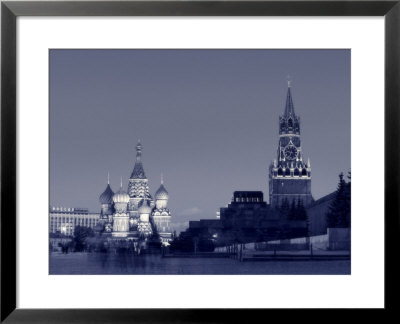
left=269, top=80, right=314, bottom=208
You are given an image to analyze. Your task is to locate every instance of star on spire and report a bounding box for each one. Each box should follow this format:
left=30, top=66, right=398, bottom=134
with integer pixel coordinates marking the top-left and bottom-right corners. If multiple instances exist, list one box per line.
left=287, top=75, right=292, bottom=88
left=136, top=139, right=142, bottom=161
left=284, top=77, right=295, bottom=117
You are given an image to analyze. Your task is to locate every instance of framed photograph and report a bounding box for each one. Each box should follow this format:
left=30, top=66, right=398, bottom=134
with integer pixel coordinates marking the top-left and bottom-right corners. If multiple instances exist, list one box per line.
left=1, top=0, right=399, bottom=322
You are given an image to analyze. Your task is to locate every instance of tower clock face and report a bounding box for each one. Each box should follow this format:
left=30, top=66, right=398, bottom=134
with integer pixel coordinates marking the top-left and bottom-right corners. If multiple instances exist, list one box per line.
left=284, top=145, right=298, bottom=160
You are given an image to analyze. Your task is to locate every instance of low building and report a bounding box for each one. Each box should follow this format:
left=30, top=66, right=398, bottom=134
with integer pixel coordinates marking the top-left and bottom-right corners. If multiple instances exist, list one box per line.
left=184, top=191, right=307, bottom=245
left=49, top=206, right=100, bottom=236
left=219, top=191, right=271, bottom=229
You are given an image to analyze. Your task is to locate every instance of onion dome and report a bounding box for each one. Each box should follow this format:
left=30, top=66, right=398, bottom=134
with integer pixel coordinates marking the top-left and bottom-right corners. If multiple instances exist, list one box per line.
left=113, top=188, right=130, bottom=204
left=99, top=174, right=114, bottom=204
left=138, top=199, right=152, bottom=214
left=99, top=184, right=114, bottom=204
left=155, top=173, right=169, bottom=200
left=112, top=178, right=130, bottom=204
left=155, top=184, right=168, bottom=200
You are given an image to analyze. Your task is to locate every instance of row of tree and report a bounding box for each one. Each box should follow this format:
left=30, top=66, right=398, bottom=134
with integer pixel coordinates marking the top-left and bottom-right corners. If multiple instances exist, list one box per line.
left=276, top=171, right=351, bottom=234
left=278, top=198, right=308, bottom=221
left=326, top=172, right=351, bottom=228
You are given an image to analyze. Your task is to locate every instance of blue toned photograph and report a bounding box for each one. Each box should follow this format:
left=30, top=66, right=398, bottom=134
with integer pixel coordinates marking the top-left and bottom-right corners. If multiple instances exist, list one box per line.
left=49, top=49, right=350, bottom=275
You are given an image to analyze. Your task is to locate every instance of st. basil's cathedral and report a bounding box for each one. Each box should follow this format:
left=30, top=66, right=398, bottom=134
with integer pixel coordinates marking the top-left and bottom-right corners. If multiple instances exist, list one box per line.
left=98, top=141, right=173, bottom=245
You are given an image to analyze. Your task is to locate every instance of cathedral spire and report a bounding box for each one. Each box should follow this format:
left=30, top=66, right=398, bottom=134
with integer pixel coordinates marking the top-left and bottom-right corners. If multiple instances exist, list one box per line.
left=107, top=172, right=110, bottom=185
left=136, top=139, right=142, bottom=162
left=130, top=139, right=146, bottom=179
left=161, top=172, right=164, bottom=185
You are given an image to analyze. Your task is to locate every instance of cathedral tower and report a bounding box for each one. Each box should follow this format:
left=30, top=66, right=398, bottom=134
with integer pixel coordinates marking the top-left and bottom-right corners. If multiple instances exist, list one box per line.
left=112, top=178, right=130, bottom=237
left=137, top=199, right=153, bottom=237
left=99, top=173, right=114, bottom=224
left=128, top=140, right=153, bottom=221
left=269, top=80, right=313, bottom=208
left=152, top=174, right=173, bottom=244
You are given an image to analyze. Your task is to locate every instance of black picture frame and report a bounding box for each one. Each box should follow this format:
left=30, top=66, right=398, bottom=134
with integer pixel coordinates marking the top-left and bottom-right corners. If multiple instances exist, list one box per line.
left=1, top=0, right=399, bottom=322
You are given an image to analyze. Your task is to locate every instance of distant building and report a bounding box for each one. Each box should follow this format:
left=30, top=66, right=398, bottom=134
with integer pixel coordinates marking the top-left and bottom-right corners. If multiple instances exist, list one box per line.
left=49, top=207, right=100, bottom=236
left=269, top=81, right=314, bottom=208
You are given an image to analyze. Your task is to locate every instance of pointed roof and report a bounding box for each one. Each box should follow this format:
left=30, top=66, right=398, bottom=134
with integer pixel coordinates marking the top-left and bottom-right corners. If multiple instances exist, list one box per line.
left=131, top=140, right=147, bottom=179
left=284, top=86, right=296, bottom=118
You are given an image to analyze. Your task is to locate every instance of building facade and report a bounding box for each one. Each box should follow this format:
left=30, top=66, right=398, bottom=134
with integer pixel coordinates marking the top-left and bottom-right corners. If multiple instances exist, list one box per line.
left=269, top=81, right=314, bottom=208
left=49, top=207, right=100, bottom=236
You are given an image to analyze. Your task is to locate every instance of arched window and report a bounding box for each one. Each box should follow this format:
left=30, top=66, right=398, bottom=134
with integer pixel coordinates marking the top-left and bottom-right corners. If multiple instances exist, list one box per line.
left=302, top=168, right=307, bottom=176
left=278, top=168, right=283, bottom=176
left=285, top=168, right=290, bottom=176
left=294, top=168, right=300, bottom=176
left=288, top=118, right=293, bottom=128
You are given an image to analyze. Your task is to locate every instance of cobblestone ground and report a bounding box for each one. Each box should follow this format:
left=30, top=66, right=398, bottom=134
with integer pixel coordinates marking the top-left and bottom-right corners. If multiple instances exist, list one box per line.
left=49, top=252, right=351, bottom=275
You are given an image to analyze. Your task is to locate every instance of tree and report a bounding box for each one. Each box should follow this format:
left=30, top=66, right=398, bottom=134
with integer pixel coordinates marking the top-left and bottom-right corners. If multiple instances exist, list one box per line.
left=288, top=199, right=297, bottom=220
left=296, top=199, right=307, bottom=221
left=73, top=226, right=95, bottom=252
left=169, top=233, right=195, bottom=253
left=279, top=198, right=290, bottom=220
left=198, top=238, right=215, bottom=252
left=296, top=198, right=309, bottom=235
left=326, top=173, right=351, bottom=228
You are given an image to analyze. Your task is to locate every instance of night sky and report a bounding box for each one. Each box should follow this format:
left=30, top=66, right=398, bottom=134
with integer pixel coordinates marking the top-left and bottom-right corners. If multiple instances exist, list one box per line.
left=50, top=49, right=350, bottom=231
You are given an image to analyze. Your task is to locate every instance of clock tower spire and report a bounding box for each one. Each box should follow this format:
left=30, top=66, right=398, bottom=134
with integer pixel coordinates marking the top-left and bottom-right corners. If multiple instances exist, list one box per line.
left=269, top=81, right=313, bottom=209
